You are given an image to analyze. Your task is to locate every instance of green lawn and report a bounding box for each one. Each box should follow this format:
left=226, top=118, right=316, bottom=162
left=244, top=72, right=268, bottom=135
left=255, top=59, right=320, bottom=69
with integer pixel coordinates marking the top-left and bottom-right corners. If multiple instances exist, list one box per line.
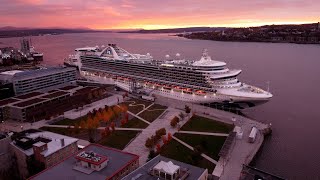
left=122, top=117, right=149, bottom=129
left=174, top=133, right=226, bottom=160
left=98, top=130, right=140, bottom=150
left=123, top=98, right=153, bottom=114
left=160, top=139, right=215, bottom=173
left=138, top=104, right=167, bottom=122
left=180, top=115, right=234, bottom=133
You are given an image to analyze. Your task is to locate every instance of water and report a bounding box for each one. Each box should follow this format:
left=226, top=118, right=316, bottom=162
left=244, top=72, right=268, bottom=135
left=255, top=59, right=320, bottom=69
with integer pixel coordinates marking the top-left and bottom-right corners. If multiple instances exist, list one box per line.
left=1, top=33, right=320, bottom=179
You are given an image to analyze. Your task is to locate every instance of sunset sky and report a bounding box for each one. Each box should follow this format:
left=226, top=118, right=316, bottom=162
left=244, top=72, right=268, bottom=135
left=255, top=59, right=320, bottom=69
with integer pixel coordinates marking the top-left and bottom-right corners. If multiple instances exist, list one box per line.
left=1, top=0, right=319, bottom=29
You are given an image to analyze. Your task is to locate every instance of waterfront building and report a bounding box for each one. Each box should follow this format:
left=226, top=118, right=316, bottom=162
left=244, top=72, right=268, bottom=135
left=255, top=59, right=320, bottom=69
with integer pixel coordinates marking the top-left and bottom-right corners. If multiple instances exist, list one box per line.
left=0, top=132, right=14, bottom=179
left=10, top=130, right=78, bottom=179
left=0, top=85, right=104, bottom=122
left=123, top=155, right=209, bottom=180
left=29, top=144, right=139, bottom=180
left=0, top=67, right=77, bottom=95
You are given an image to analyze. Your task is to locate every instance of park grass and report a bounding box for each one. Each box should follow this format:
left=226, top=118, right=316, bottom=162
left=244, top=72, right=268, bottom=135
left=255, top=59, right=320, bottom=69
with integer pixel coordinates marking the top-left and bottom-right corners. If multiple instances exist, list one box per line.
left=97, top=130, right=140, bottom=150
left=160, top=139, right=216, bottom=173
left=174, top=133, right=226, bottom=160
left=180, top=115, right=234, bottom=133
left=122, top=117, right=149, bottom=129
left=123, top=98, right=153, bottom=114
left=138, top=104, right=167, bottom=122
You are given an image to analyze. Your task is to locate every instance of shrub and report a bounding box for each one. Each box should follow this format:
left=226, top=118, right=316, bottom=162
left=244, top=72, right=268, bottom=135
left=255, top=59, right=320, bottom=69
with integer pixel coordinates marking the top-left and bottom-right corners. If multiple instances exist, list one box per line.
left=156, top=128, right=166, bottom=137
left=111, top=122, right=115, bottom=131
left=170, top=116, right=179, bottom=127
left=170, top=119, right=177, bottom=127
left=167, top=133, right=172, bottom=141
left=147, top=150, right=157, bottom=161
left=162, top=136, right=167, bottom=144
left=156, top=144, right=161, bottom=153
left=145, top=138, right=153, bottom=149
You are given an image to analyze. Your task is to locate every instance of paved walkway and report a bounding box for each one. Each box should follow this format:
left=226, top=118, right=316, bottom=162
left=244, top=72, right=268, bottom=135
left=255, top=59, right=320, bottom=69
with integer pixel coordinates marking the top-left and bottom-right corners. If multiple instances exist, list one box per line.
left=214, top=127, right=265, bottom=180
left=123, top=107, right=188, bottom=165
left=155, top=96, right=269, bottom=178
left=126, top=110, right=151, bottom=125
left=178, top=131, right=229, bottom=137
left=136, top=103, right=154, bottom=116
left=173, top=136, right=218, bottom=164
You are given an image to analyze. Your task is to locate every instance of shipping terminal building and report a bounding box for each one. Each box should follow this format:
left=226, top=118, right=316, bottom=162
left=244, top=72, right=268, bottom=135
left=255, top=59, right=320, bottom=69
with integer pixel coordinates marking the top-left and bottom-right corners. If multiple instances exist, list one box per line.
left=0, top=66, right=77, bottom=95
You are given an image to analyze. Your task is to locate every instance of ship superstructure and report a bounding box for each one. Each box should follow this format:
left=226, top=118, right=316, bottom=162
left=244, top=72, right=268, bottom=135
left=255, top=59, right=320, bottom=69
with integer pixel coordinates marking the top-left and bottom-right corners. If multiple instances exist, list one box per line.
left=66, top=44, right=272, bottom=108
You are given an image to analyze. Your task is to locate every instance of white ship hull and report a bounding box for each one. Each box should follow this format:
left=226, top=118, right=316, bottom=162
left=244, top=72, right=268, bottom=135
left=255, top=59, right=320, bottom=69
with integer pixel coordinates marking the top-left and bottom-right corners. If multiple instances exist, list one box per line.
left=84, top=74, right=269, bottom=108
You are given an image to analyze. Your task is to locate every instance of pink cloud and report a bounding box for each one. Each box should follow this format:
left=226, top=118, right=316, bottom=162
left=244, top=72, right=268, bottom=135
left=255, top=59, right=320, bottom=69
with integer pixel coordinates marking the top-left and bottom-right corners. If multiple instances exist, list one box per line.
left=0, top=0, right=319, bottom=29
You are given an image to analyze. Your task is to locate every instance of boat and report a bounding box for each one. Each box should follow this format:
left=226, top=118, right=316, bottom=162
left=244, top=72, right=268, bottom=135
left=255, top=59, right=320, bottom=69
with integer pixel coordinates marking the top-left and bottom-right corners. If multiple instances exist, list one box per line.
left=66, top=44, right=272, bottom=109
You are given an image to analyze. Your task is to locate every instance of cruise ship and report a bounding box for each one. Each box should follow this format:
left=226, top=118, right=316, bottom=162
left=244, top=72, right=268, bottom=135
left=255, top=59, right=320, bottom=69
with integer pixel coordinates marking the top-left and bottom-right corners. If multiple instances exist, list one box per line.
left=66, top=44, right=272, bottom=109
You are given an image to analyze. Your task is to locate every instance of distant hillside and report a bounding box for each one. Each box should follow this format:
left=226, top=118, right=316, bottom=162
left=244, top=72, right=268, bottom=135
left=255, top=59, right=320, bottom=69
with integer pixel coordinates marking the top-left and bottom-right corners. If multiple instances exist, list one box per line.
left=120, top=27, right=228, bottom=33
left=0, top=27, right=109, bottom=38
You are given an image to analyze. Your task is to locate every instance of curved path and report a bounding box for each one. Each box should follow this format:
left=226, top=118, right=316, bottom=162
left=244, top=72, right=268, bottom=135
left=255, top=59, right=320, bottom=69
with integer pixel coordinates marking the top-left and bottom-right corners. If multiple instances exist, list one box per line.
left=124, top=101, right=146, bottom=109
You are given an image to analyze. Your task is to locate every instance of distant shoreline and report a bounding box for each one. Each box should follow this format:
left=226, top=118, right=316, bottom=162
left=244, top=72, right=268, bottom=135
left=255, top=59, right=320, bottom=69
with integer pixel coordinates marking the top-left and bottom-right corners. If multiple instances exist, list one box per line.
left=0, top=29, right=110, bottom=38
left=176, top=34, right=320, bottom=45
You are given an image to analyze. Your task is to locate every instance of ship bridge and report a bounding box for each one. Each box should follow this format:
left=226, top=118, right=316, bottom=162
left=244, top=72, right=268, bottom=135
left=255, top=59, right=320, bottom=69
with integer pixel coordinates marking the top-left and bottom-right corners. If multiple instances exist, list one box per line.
left=192, top=49, right=226, bottom=68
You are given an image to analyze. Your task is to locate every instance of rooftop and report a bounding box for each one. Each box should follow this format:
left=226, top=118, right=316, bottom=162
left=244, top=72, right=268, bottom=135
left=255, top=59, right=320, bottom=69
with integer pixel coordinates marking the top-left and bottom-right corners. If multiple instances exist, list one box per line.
left=75, top=151, right=108, bottom=166
left=0, top=70, right=24, bottom=76
left=13, top=67, right=76, bottom=80
left=42, top=91, right=69, bottom=99
left=75, top=86, right=98, bottom=94
left=12, top=131, right=78, bottom=157
left=0, top=98, right=19, bottom=107
left=15, top=92, right=43, bottom=99
left=13, top=98, right=46, bottom=107
left=30, top=144, right=139, bottom=180
left=123, top=155, right=207, bottom=180
left=59, top=85, right=78, bottom=90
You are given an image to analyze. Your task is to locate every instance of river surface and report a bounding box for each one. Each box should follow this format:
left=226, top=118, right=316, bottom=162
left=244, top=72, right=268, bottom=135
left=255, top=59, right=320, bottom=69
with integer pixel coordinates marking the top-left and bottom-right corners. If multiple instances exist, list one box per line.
left=1, top=33, right=320, bottom=179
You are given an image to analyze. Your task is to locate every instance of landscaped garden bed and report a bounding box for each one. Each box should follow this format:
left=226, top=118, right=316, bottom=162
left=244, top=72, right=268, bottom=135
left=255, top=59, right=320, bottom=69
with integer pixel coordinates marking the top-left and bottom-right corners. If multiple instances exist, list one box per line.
left=97, top=130, right=140, bottom=150
left=180, top=115, right=234, bottom=133
left=174, top=133, right=226, bottom=160
left=160, top=139, right=216, bottom=172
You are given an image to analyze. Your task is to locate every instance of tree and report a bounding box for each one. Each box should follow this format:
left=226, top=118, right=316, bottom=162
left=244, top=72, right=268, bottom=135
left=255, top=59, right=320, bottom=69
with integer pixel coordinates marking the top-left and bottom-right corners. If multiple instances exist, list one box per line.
left=111, top=122, right=115, bottom=131
left=167, top=133, right=172, bottom=141
left=74, top=123, right=80, bottom=134
left=124, top=113, right=129, bottom=123
left=170, top=119, right=177, bottom=127
left=104, top=126, right=111, bottom=136
left=170, top=116, right=179, bottom=127
left=147, top=150, right=157, bottom=161
left=156, top=128, right=166, bottom=137
left=120, top=119, right=126, bottom=127
left=156, top=143, right=161, bottom=153
left=145, top=138, right=153, bottom=149
left=80, top=120, right=87, bottom=129
left=162, top=136, right=167, bottom=144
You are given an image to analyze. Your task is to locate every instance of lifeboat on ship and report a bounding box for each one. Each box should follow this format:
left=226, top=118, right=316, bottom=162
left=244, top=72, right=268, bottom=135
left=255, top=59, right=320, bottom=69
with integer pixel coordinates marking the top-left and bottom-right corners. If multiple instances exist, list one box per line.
left=195, top=90, right=206, bottom=96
